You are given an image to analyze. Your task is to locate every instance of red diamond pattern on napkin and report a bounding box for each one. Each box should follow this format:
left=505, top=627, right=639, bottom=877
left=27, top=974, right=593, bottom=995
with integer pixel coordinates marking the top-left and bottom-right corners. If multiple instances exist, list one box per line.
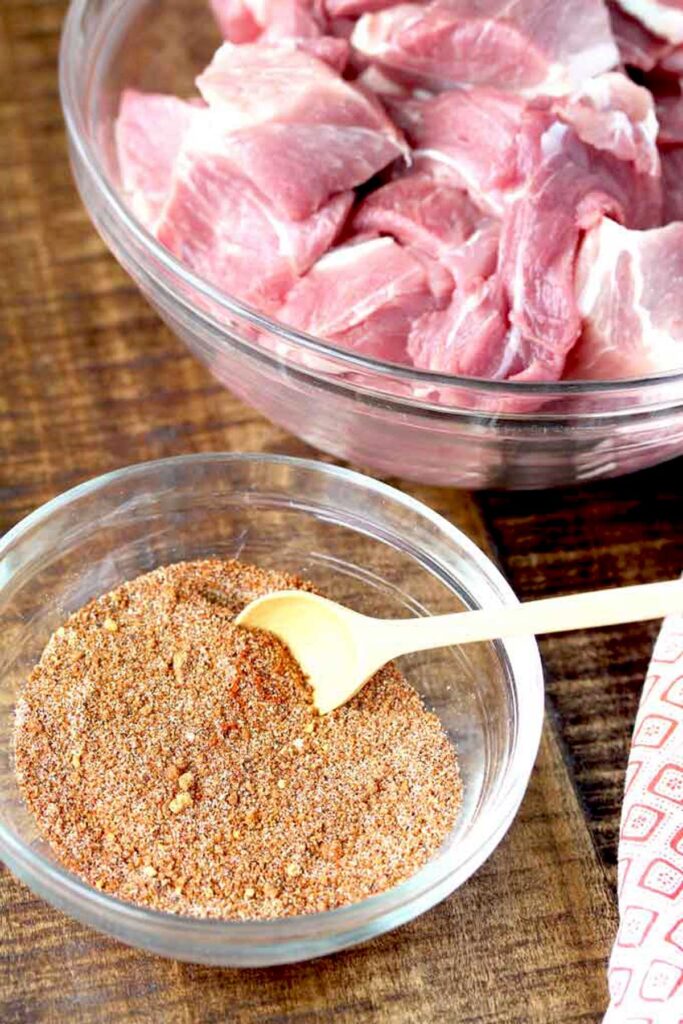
left=638, top=960, right=683, bottom=1002
left=649, top=765, right=683, bottom=805
left=608, top=967, right=633, bottom=1009
left=663, top=676, right=683, bottom=709
left=633, top=715, right=678, bottom=749
left=621, top=805, right=664, bottom=843
left=604, top=610, right=683, bottom=1024
left=665, top=919, right=683, bottom=952
left=651, top=635, right=683, bottom=665
left=638, top=859, right=683, bottom=900
left=616, top=907, right=657, bottom=948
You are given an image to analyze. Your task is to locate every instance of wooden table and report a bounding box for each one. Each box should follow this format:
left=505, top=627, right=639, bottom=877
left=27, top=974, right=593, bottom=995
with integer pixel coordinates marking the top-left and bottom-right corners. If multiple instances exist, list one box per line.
left=2, top=4, right=682, bottom=1020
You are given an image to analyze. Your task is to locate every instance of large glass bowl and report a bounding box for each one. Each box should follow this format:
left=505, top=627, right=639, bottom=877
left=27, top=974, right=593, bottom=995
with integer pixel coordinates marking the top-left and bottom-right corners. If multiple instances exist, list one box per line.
left=0, top=454, right=543, bottom=965
left=60, top=0, right=683, bottom=489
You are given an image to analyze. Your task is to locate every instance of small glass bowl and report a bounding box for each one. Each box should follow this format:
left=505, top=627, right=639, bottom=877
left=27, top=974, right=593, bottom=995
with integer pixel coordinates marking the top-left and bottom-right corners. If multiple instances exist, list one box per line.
left=0, top=454, right=542, bottom=965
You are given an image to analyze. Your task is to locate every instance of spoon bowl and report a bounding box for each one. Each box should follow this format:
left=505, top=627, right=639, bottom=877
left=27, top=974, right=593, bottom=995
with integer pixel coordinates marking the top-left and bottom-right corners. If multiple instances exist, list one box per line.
left=237, top=579, right=683, bottom=715
left=235, top=591, right=380, bottom=714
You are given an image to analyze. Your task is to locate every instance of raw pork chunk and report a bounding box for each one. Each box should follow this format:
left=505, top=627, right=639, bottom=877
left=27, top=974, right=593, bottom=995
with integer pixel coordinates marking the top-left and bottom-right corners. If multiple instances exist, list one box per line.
left=208, top=0, right=350, bottom=73
left=408, top=74, right=662, bottom=382
left=278, top=237, right=437, bottom=362
left=661, top=145, right=683, bottom=218
left=351, top=0, right=619, bottom=96
left=156, top=118, right=353, bottom=312
left=398, top=69, right=657, bottom=205
left=352, top=171, right=497, bottom=302
left=494, top=75, right=661, bottom=381
left=352, top=173, right=482, bottom=266
left=389, top=89, right=530, bottom=215
left=115, top=90, right=200, bottom=230
left=196, top=41, right=405, bottom=135
left=613, top=0, right=683, bottom=44
left=568, top=217, right=683, bottom=378
left=554, top=72, right=660, bottom=175
left=208, top=0, right=353, bottom=69
left=194, top=43, right=406, bottom=221
left=408, top=270, right=509, bottom=378
left=194, top=117, right=405, bottom=220
left=209, top=0, right=326, bottom=42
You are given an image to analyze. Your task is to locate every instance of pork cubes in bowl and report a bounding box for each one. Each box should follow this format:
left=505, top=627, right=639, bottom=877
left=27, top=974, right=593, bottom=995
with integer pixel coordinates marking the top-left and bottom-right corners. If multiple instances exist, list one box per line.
left=60, top=0, right=683, bottom=487
left=115, top=0, right=683, bottom=385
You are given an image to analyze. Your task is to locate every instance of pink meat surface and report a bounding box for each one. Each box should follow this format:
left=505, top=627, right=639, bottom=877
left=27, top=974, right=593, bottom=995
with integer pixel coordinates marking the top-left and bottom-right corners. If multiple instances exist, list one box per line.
left=119, top=4, right=683, bottom=387
left=568, top=217, right=683, bottom=379
left=197, top=42, right=406, bottom=142
left=389, top=89, right=530, bottom=215
left=352, top=172, right=482, bottom=261
left=554, top=72, right=660, bottom=174
left=115, top=90, right=200, bottom=230
left=352, top=171, right=494, bottom=304
left=659, top=42, right=683, bottom=70
left=192, top=116, right=405, bottom=220
left=209, top=0, right=261, bottom=40
left=608, top=1, right=671, bottom=69
left=409, top=75, right=662, bottom=383
left=209, top=0, right=326, bottom=41
left=356, top=64, right=413, bottom=97
left=656, top=89, right=683, bottom=141
left=156, top=129, right=353, bottom=312
left=298, top=35, right=351, bottom=70
left=613, top=0, right=683, bottom=44
left=391, top=70, right=659, bottom=218
left=325, top=1, right=397, bottom=15
left=279, top=236, right=436, bottom=362
left=328, top=14, right=357, bottom=36
left=407, top=216, right=502, bottom=373
left=194, top=45, right=406, bottom=220
left=661, top=144, right=683, bottom=217
left=351, top=0, right=619, bottom=96
left=410, top=251, right=456, bottom=306
left=408, top=275, right=508, bottom=376
left=495, top=87, right=661, bottom=381
left=444, top=218, right=501, bottom=290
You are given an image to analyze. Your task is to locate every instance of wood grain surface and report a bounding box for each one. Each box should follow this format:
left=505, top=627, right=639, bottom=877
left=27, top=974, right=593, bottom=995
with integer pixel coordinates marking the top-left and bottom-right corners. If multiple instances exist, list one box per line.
left=1, top=3, right=682, bottom=1021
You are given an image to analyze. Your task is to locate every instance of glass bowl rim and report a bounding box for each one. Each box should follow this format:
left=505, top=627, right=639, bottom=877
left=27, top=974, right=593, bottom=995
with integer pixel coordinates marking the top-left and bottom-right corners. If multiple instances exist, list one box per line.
left=58, top=0, right=683, bottom=407
left=0, top=452, right=544, bottom=943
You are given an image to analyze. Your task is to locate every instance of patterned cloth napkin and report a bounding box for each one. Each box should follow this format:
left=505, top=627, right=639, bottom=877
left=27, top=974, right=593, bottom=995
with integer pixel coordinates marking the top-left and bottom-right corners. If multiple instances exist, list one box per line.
left=604, top=610, right=683, bottom=1023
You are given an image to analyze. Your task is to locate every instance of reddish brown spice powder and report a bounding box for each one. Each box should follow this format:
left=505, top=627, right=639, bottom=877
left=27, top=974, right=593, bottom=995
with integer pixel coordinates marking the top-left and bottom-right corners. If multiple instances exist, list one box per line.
left=14, top=559, right=462, bottom=919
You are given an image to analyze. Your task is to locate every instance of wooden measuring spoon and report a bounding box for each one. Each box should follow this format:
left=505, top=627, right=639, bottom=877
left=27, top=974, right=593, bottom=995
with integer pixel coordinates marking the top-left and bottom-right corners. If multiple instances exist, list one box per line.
left=235, top=579, right=683, bottom=714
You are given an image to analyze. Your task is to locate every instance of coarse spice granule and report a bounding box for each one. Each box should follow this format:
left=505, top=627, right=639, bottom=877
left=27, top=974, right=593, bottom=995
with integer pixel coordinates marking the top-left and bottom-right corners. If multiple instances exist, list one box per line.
left=14, top=559, right=463, bottom=920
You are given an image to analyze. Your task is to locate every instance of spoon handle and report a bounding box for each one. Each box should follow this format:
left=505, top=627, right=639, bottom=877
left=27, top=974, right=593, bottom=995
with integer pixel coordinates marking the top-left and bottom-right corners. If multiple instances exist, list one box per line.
left=382, top=579, right=683, bottom=657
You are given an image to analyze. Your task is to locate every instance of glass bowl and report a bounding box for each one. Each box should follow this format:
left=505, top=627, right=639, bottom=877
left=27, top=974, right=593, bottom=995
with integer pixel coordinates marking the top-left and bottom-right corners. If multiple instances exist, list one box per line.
left=58, top=0, right=683, bottom=490
left=0, top=454, right=543, bottom=965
